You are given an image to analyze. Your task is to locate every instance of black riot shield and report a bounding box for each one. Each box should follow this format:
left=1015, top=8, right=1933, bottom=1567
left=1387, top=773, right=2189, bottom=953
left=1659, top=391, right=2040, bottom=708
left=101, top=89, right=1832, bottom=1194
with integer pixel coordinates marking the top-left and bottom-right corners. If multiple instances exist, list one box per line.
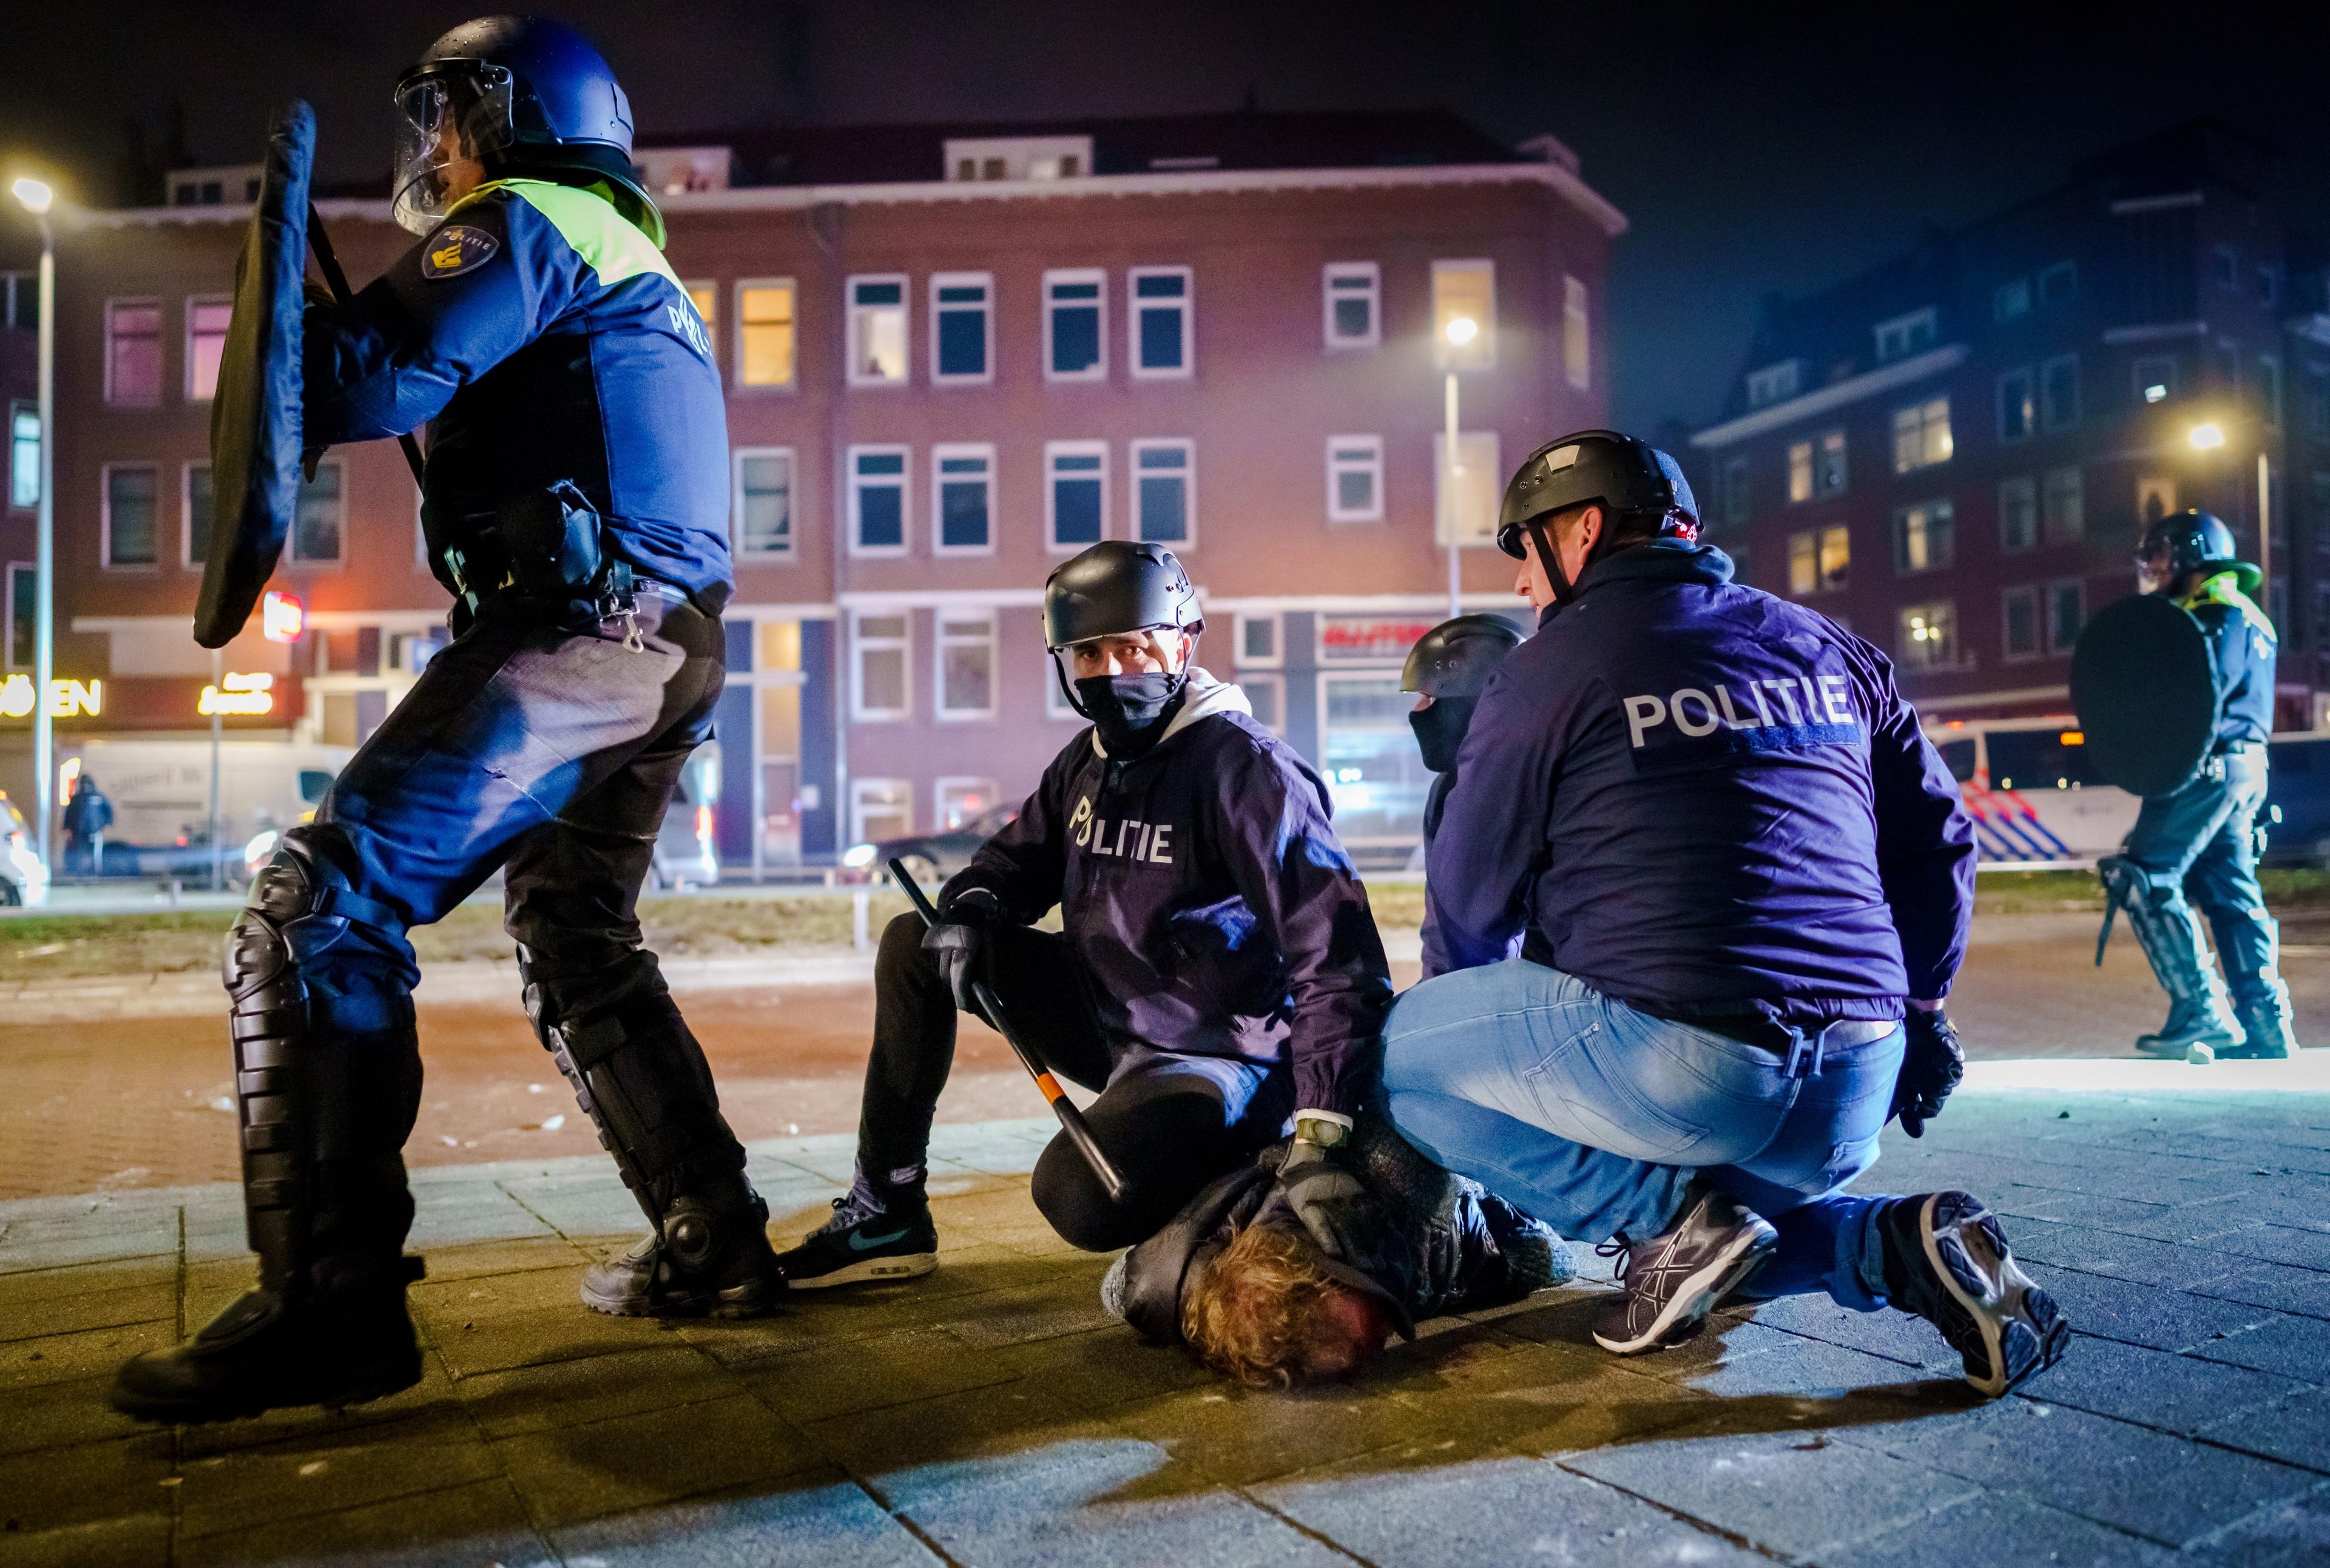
left=2070, top=592, right=2217, bottom=798
left=195, top=101, right=314, bottom=649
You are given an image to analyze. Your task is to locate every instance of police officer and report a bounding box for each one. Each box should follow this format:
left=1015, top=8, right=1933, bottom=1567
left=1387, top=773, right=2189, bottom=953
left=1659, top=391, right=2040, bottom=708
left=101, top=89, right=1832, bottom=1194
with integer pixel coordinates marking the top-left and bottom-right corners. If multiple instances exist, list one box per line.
left=777, top=541, right=1393, bottom=1285
left=1377, top=430, right=2070, bottom=1399
left=1402, top=613, right=1522, bottom=977
left=2100, top=510, right=2292, bottom=1063
left=112, top=18, right=777, bottom=1424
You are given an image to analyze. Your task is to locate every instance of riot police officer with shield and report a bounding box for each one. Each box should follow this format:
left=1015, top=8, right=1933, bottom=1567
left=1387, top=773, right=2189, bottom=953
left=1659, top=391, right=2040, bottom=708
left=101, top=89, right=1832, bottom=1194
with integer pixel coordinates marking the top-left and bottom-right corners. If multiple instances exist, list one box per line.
left=2095, top=510, right=2293, bottom=1063
left=113, top=18, right=780, bottom=1424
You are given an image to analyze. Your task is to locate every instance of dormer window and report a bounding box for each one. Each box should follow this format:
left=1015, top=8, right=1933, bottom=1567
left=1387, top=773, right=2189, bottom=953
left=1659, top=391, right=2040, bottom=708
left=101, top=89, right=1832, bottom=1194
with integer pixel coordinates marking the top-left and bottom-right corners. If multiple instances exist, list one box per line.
left=1746, top=359, right=1802, bottom=408
left=943, top=137, right=1094, bottom=182
left=1873, top=306, right=1938, bottom=363
left=635, top=146, right=734, bottom=195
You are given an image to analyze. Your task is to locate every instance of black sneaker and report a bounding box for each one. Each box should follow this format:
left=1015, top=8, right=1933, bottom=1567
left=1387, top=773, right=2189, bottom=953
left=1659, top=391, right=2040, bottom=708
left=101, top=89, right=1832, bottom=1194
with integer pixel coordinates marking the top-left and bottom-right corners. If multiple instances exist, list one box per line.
left=776, top=1191, right=938, bottom=1289
left=1592, top=1189, right=1777, bottom=1355
left=581, top=1188, right=785, bottom=1318
left=1881, top=1191, right=2070, bottom=1397
left=110, top=1276, right=423, bottom=1424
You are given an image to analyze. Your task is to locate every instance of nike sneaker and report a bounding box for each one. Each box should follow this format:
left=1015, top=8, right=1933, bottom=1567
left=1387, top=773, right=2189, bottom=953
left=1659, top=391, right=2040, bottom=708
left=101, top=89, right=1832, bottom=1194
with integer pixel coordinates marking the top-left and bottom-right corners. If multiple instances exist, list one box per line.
left=776, top=1190, right=939, bottom=1289
left=1592, top=1188, right=1777, bottom=1354
left=1880, top=1191, right=2070, bottom=1397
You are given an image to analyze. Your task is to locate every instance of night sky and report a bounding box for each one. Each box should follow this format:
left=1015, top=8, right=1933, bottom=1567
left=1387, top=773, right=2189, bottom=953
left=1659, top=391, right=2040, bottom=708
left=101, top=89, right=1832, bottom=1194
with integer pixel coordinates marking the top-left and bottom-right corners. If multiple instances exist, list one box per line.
left=4, top=1, right=2322, bottom=435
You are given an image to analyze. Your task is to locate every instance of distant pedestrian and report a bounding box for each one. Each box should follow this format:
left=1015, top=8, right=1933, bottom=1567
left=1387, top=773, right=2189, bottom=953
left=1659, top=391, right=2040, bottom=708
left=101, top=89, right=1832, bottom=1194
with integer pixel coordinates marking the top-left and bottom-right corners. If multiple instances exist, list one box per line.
left=61, top=774, right=112, bottom=876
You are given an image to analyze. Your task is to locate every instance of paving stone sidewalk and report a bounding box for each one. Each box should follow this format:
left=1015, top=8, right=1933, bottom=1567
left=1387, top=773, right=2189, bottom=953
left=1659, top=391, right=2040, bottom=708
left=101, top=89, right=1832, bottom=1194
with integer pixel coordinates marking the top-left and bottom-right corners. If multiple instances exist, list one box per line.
left=4, top=1064, right=2329, bottom=1567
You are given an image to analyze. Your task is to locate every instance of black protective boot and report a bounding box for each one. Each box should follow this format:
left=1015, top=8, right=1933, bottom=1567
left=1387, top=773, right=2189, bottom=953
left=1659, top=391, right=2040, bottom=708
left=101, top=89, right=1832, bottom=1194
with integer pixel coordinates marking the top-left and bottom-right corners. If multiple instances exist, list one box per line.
left=2200, top=996, right=2297, bottom=1063
left=580, top=1178, right=785, bottom=1317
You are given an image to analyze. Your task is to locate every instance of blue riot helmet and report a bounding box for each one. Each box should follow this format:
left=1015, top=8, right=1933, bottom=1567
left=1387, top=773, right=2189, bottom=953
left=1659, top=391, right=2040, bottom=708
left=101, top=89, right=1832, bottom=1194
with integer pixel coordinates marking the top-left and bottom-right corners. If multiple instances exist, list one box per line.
left=391, top=15, right=665, bottom=243
left=2136, top=509, right=2258, bottom=596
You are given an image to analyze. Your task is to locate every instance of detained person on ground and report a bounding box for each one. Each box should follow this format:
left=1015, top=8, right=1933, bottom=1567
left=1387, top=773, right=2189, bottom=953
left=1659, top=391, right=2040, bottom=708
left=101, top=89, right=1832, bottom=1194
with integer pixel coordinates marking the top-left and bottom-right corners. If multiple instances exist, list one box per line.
left=777, top=541, right=1394, bottom=1286
left=1377, top=430, right=2072, bottom=1398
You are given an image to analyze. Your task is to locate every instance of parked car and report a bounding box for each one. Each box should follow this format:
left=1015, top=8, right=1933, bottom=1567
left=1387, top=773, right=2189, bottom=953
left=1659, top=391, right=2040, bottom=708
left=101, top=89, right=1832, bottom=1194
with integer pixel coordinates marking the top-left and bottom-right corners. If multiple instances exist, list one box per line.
left=2264, top=734, right=2330, bottom=866
left=0, top=792, right=49, bottom=905
left=839, top=803, right=1019, bottom=885
left=1923, top=716, right=2139, bottom=866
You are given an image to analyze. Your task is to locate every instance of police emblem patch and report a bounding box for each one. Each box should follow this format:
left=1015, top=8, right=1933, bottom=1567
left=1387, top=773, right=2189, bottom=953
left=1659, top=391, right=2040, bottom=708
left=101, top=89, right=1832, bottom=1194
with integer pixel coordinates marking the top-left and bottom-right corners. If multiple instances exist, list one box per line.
left=420, top=225, right=499, bottom=280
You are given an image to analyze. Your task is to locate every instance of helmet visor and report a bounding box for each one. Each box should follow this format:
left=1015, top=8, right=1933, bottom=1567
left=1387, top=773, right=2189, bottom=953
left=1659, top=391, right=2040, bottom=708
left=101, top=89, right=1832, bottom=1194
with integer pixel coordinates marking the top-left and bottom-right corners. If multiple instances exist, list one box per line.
left=390, top=66, right=513, bottom=235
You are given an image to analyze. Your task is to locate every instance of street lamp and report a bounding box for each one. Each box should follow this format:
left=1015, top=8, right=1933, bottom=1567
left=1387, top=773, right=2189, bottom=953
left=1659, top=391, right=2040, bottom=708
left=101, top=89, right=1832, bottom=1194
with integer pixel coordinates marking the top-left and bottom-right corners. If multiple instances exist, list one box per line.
left=11, top=176, right=56, bottom=890
left=2187, top=420, right=2272, bottom=619
left=1440, top=316, right=1479, bottom=617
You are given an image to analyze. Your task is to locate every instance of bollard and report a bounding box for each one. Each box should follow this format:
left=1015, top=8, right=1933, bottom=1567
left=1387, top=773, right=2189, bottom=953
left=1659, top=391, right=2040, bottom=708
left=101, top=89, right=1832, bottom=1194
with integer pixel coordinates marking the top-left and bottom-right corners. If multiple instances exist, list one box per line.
left=853, top=888, right=870, bottom=951
left=167, top=879, right=181, bottom=909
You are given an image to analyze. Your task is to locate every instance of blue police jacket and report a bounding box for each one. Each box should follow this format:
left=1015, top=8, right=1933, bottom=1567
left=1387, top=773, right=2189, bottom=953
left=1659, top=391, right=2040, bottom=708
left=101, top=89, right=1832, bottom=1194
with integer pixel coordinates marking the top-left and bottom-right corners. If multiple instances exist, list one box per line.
left=2175, top=572, right=2277, bottom=752
left=1427, top=541, right=1976, bottom=1024
left=301, top=178, right=732, bottom=596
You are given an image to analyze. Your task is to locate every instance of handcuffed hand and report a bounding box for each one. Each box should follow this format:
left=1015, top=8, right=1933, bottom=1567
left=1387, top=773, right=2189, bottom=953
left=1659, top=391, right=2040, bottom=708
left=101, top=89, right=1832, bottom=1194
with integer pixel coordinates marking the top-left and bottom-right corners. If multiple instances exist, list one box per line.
left=1893, top=1006, right=1964, bottom=1138
left=924, top=887, right=1002, bottom=1012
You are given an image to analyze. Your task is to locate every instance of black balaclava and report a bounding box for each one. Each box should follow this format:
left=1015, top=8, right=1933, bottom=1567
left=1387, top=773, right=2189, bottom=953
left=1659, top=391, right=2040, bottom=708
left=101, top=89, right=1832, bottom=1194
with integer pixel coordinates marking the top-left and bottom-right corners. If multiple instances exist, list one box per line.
left=1408, top=697, right=1479, bottom=774
left=1075, top=672, right=1187, bottom=759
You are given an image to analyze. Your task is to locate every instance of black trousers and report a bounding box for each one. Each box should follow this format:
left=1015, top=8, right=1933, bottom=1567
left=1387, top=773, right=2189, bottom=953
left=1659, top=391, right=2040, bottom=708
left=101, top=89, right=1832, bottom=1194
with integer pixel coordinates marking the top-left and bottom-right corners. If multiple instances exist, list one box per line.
left=860, top=913, right=1293, bottom=1251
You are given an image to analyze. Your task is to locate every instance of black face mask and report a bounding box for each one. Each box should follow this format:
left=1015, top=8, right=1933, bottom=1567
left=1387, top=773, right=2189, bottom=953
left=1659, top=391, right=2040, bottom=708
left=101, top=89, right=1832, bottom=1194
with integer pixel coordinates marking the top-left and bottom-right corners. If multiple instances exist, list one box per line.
left=1076, top=672, right=1186, bottom=758
left=1409, top=696, right=1479, bottom=774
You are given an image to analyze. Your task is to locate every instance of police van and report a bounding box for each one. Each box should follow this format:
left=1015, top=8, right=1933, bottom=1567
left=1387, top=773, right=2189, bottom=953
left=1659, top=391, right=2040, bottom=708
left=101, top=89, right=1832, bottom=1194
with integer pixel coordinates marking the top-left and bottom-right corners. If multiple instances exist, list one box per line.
left=1922, top=716, right=2137, bottom=867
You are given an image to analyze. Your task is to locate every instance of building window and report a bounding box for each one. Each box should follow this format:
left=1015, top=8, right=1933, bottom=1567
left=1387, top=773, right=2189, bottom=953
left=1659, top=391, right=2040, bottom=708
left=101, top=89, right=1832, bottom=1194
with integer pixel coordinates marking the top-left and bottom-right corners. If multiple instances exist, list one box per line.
left=1434, top=431, right=1502, bottom=547
left=2047, top=580, right=2085, bottom=652
left=1893, top=498, right=1954, bottom=573
left=2003, top=586, right=2039, bottom=660
left=1431, top=259, right=1496, bottom=370
left=1994, top=278, right=2031, bottom=322
left=1721, top=455, right=1751, bottom=524
left=1326, top=436, right=1383, bottom=523
left=5, top=562, right=31, bottom=670
left=1323, top=262, right=1379, bottom=350
left=1872, top=306, right=1937, bottom=363
left=2133, top=355, right=2178, bottom=405
left=936, top=611, right=997, bottom=720
left=2042, top=465, right=2083, bottom=545
left=851, top=778, right=911, bottom=843
left=1129, top=266, right=1193, bottom=379
left=1045, top=657, right=1081, bottom=721
left=2260, top=354, right=2282, bottom=430
left=1999, top=476, right=2037, bottom=552
left=2036, top=261, right=2078, bottom=306
left=733, top=448, right=794, bottom=559
left=1240, top=673, right=1285, bottom=734
left=2138, top=475, right=2177, bottom=525
left=1891, top=397, right=1952, bottom=473
left=184, top=296, right=232, bottom=402
left=2040, top=353, right=2080, bottom=431
left=1898, top=602, right=1956, bottom=669
left=848, top=445, right=909, bottom=556
left=931, top=443, right=995, bottom=555
left=736, top=279, right=795, bottom=388
left=1237, top=612, right=1282, bottom=668
left=1563, top=275, right=1591, bottom=390
left=852, top=613, right=910, bottom=721
left=1997, top=369, right=2035, bottom=443
left=1746, top=360, right=1800, bottom=408
left=935, top=777, right=1001, bottom=830
left=105, top=299, right=163, bottom=406
left=1132, top=439, right=1194, bottom=546
left=184, top=462, right=214, bottom=566
left=846, top=274, right=909, bottom=387
left=292, top=462, right=343, bottom=563
left=1044, top=268, right=1107, bottom=381
left=1788, top=441, right=1813, bottom=503
left=930, top=272, right=993, bottom=385
left=103, top=464, right=160, bottom=567
left=1045, top=441, right=1107, bottom=552
left=1789, top=431, right=1845, bottom=502
left=1788, top=525, right=1849, bottom=595
left=8, top=404, right=37, bottom=510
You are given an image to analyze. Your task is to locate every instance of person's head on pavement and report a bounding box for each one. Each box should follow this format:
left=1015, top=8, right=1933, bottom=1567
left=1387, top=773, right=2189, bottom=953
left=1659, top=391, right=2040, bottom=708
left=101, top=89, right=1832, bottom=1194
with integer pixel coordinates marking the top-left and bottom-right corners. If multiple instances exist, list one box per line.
left=1181, top=1220, right=1393, bottom=1387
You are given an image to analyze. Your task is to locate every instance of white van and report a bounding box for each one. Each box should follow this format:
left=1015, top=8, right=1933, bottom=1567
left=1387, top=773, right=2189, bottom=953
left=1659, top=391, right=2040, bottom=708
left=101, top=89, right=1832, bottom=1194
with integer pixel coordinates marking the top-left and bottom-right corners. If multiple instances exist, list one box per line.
left=59, top=737, right=354, bottom=882
left=1922, top=715, right=2138, bottom=866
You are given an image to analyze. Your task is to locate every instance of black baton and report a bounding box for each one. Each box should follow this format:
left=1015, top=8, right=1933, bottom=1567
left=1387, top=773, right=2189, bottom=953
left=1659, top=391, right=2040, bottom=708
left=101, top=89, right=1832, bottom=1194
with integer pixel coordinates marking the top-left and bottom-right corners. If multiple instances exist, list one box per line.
left=890, top=859, right=1129, bottom=1203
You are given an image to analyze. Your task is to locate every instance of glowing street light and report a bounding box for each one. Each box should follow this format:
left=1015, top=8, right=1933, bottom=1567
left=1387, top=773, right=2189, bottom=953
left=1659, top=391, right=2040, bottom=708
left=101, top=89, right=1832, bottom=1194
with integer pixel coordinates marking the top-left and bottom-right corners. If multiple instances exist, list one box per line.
left=1444, top=315, right=1479, bottom=348
left=2189, top=421, right=2226, bottom=450
left=10, top=177, right=53, bottom=215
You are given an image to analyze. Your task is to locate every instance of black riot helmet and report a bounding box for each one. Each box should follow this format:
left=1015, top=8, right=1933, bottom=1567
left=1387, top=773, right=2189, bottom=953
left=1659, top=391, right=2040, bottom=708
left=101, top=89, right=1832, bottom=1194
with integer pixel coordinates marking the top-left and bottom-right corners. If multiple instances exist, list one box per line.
left=1401, top=615, right=1523, bottom=699
left=1043, top=541, right=1204, bottom=649
left=2137, top=509, right=2258, bottom=596
left=1496, top=430, right=1698, bottom=608
left=392, top=15, right=665, bottom=243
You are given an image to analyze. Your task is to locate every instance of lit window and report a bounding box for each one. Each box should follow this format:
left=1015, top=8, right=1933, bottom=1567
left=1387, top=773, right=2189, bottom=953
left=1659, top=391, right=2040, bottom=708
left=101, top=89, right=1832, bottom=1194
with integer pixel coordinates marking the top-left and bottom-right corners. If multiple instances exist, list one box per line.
left=1431, top=259, right=1496, bottom=370
left=848, top=445, right=909, bottom=556
left=1323, top=262, right=1379, bottom=350
left=1787, top=525, right=1849, bottom=594
left=852, top=613, right=910, bottom=721
left=1129, top=266, right=1193, bottom=379
left=2036, top=261, right=2078, bottom=306
left=931, top=444, right=994, bottom=555
left=1997, top=369, right=2034, bottom=442
left=2040, top=354, right=2080, bottom=431
left=847, top=274, right=908, bottom=386
left=2042, top=466, right=2083, bottom=546
left=936, top=612, right=996, bottom=720
left=185, top=462, right=213, bottom=566
left=1898, top=601, right=1957, bottom=669
left=1563, top=275, right=1590, bottom=390
left=1788, top=441, right=1813, bottom=504
left=1893, top=498, right=1954, bottom=573
left=1892, top=397, right=1952, bottom=473
left=930, top=272, right=993, bottom=385
left=2047, top=580, right=2085, bottom=652
left=104, top=464, right=159, bottom=567
left=734, top=448, right=794, bottom=559
left=184, top=297, right=232, bottom=401
left=736, top=279, right=795, bottom=388
left=1993, top=279, right=2030, bottom=322
left=2003, top=587, right=2039, bottom=660
left=8, top=404, right=38, bottom=510
left=1132, top=439, right=1194, bottom=546
left=1044, top=268, right=1107, bottom=381
left=1872, top=307, right=1937, bottom=363
left=106, top=299, right=163, bottom=406
left=1999, top=476, right=2037, bottom=553
left=1746, top=360, right=1800, bottom=408
left=1045, top=441, right=1107, bottom=552
left=292, top=462, right=343, bottom=564
left=1326, top=435, right=1383, bottom=523
left=2138, top=475, right=2177, bottom=525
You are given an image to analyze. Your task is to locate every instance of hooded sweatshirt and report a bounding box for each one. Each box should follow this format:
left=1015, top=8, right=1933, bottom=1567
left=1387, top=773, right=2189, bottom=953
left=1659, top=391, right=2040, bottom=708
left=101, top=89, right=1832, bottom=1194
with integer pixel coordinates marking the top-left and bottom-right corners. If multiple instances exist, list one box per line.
left=944, top=668, right=1392, bottom=1117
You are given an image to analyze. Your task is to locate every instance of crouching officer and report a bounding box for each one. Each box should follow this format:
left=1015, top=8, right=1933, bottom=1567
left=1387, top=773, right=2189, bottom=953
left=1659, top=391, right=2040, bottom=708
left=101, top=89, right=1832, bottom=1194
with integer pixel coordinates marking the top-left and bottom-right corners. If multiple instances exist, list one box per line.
left=2099, top=510, right=2292, bottom=1062
left=778, top=541, right=1393, bottom=1284
left=1379, top=430, right=2070, bottom=1398
left=1402, top=614, right=1522, bottom=978
left=113, top=18, right=778, bottom=1424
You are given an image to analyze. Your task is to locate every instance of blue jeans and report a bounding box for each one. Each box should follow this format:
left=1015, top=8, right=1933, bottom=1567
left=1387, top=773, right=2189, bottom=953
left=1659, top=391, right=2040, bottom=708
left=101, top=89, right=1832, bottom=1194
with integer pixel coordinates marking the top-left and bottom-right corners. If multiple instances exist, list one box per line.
left=1382, top=959, right=1905, bottom=1311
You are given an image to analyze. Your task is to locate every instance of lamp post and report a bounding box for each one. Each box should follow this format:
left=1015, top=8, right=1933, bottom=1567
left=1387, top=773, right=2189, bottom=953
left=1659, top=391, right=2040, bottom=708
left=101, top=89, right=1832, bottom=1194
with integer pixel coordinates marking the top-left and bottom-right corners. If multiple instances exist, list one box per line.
left=2189, top=421, right=2272, bottom=618
left=1440, top=316, right=1479, bottom=618
left=12, top=177, right=55, bottom=888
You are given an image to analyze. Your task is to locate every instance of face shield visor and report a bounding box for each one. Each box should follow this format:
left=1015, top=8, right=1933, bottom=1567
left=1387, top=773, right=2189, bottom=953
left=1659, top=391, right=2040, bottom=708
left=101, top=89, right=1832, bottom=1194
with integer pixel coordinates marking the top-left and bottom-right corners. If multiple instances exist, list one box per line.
left=390, top=66, right=514, bottom=235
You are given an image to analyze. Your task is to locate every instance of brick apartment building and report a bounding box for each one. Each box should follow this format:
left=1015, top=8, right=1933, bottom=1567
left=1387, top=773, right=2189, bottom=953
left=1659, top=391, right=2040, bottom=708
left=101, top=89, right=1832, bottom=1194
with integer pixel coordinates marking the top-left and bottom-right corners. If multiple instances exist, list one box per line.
left=1690, top=122, right=2330, bottom=734
left=0, top=110, right=1622, bottom=870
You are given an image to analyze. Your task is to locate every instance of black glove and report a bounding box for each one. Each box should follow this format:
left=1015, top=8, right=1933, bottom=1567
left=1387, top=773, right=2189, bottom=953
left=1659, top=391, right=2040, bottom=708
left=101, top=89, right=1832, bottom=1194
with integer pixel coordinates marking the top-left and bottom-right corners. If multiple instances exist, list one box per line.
left=1893, top=1007, right=1964, bottom=1138
left=922, top=887, right=1002, bottom=1013
left=1277, top=1134, right=1379, bottom=1263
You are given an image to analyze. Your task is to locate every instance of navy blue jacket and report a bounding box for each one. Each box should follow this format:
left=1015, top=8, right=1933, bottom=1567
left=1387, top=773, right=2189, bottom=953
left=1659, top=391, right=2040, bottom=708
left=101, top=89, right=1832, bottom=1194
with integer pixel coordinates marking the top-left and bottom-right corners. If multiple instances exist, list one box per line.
left=302, top=179, right=732, bottom=596
left=2176, top=573, right=2277, bottom=752
left=946, top=675, right=1393, bottom=1117
left=1427, top=542, right=1976, bottom=1022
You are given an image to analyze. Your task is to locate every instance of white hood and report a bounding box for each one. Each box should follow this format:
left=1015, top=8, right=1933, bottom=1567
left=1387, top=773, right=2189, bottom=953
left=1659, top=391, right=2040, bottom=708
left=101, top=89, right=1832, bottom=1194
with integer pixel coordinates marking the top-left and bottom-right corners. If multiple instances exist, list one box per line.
left=1088, top=666, right=1250, bottom=759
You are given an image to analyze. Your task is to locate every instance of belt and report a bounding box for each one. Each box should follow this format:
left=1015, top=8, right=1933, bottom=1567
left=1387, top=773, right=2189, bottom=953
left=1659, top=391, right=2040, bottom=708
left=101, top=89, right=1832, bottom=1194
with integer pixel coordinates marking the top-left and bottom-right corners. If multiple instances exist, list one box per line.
left=1695, top=1014, right=1897, bottom=1079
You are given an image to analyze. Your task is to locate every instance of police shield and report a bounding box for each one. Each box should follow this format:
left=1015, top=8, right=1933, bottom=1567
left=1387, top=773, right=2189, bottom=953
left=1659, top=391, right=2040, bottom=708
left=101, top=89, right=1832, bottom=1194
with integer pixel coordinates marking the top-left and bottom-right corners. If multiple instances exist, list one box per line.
left=2070, top=592, right=2216, bottom=798
left=194, top=101, right=315, bottom=649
